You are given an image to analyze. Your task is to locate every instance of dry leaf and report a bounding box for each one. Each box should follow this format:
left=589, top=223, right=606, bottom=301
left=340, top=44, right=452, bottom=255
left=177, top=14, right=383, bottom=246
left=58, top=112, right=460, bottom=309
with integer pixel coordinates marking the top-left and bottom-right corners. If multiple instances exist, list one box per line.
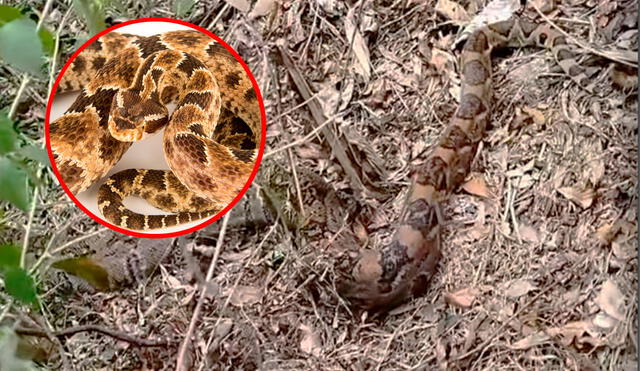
left=225, top=0, right=250, bottom=12
left=345, top=7, right=371, bottom=81
left=592, top=312, right=618, bottom=329
left=612, top=240, right=636, bottom=260
left=444, top=287, right=479, bottom=308
left=595, top=279, right=626, bottom=321
left=316, top=81, right=340, bottom=116
left=462, top=176, right=490, bottom=198
left=503, top=279, right=537, bottom=298
left=505, top=159, right=535, bottom=177
left=529, top=0, right=557, bottom=13
left=429, top=48, right=455, bottom=74
left=229, top=285, right=263, bottom=307
left=585, top=139, right=605, bottom=185
left=510, top=331, right=551, bottom=349
left=547, top=320, right=605, bottom=349
left=435, top=0, right=470, bottom=23
left=214, top=318, right=234, bottom=339
left=556, top=186, right=594, bottom=209
left=522, top=106, right=546, bottom=125
left=299, top=324, right=322, bottom=357
left=249, top=0, right=275, bottom=17
left=596, top=223, right=618, bottom=244
left=435, top=338, right=448, bottom=368
left=518, top=224, right=540, bottom=243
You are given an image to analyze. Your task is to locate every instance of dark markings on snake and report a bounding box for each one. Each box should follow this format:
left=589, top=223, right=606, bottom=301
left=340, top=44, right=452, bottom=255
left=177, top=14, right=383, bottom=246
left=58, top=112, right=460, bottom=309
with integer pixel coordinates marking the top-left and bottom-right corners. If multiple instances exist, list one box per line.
left=556, top=49, right=573, bottom=61
left=463, top=60, right=489, bottom=86
left=225, top=71, right=241, bottom=88
left=68, top=89, right=116, bottom=128
left=440, top=125, right=472, bottom=150
left=175, top=133, right=208, bottom=165
left=463, top=31, right=488, bottom=53
left=182, top=91, right=213, bottom=111
left=456, top=94, right=486, bottom=119
left=520, top=20, right=540, bottom=38
left=132, top=54, right=157, bottom=91
left=86, top=39, right=102, bottom=51
left=172, top=33, right=203, bottom=46
left=134, top=35, right=168, bottom=59
left=206, top=42, right=233, bottom=60
left=244, top=88, right=256, bottom=101
left=93, top=56, right=106, bottom=70
left=552, top=35, right=567, bottom=47
left=114, top=117, right=136, bottom=130
left=188, top=123, right=206, bottom=137
left=73, top=56, right=86, bottom=73
left=177, top=53, right=203, bottom=76
left=229, top=148, right=254, bottom=163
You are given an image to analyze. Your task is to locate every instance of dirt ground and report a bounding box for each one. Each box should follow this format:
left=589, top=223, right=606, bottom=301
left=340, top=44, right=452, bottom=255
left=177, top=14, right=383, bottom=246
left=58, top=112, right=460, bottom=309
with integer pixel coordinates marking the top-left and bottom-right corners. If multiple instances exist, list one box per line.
left=2, top=0, right=637, bottom=370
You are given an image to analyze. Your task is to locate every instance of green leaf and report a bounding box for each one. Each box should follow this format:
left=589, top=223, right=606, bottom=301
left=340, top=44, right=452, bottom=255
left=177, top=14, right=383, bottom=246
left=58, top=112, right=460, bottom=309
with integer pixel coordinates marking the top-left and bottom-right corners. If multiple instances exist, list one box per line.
left=0, top=5, right=22, bottom=27
left=53, top=257, right=111, bottom=291
left=72, top=0, right=106, bottom=36
left=0, top=244, right=20, bottom=273
left=16, top=145, right=50, bottom=166
left=0, top=111, right=16, bottom=154
left=4, top=267, right=38, bottom=304
left=0, top=157, right=30, bottom=211
left=38, top=27, right=55, bottom=56
left=172, top=0, right=196, bottom=18
left=0, top=17, right=45, bottom=77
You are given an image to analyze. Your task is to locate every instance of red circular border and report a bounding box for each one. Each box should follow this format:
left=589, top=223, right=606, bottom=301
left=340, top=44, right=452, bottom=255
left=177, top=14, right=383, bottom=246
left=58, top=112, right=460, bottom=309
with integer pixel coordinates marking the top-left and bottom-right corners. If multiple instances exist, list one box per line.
left=45, top=18, right=267, bottom=239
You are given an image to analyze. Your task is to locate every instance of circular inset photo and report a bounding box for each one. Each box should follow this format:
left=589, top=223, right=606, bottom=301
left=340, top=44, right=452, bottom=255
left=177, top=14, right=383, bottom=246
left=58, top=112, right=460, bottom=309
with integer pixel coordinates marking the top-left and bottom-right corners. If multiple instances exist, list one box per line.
left=46, top=18, right=266, bottom=237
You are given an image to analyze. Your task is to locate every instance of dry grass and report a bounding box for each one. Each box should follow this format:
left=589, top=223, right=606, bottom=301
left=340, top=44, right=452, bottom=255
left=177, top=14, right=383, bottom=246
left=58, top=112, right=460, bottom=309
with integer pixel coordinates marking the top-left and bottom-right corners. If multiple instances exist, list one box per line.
left=2, top=0, right=637, bottom=370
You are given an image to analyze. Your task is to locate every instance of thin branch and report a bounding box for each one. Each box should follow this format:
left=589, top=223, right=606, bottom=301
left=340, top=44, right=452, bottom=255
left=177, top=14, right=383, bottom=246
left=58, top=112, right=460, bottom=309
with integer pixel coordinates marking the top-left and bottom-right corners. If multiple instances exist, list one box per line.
left=533, top=4, right=637, bottom=67
left=175, top=212, right=231, bottom=371
left=264, top=114, right=339, bottom=158
left=30, top=227, right=109, bottom=274
left=20, top=187, right=39, bottom=268
left=15, top=324, right=173, bottom=347
left=8, top=77, right=30, bottom=119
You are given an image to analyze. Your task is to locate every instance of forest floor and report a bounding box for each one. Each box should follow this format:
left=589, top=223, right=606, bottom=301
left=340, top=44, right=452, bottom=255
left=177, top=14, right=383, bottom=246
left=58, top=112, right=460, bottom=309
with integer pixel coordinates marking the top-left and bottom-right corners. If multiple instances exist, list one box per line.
left=2, top=0, right=637, bottom=370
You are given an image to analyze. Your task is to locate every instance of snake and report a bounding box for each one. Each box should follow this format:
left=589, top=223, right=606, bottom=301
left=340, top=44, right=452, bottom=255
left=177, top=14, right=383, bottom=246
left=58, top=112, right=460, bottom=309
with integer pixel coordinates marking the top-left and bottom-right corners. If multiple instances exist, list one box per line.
left=52, top=16, right=597, bottom=313
left=49, top=29, right=262, bottom=230
left=335, top=16, right=596, bottom=312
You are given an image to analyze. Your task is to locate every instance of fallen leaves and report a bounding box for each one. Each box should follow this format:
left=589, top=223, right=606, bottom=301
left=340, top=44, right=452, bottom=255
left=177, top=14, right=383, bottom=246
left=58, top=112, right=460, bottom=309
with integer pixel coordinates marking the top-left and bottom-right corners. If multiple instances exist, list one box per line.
left=435, top=0, right=470, bottom=23
left=502, top=279, right=537, bottom=298
left=595, top=279, right=626, bottom=321
left=228, top=285, right=263, bottom=307
left=462, top=175, right=491, bottom=198
left=345, top=6, right=371, bottom=82
left=299, top=324, right=322, bottom=357
left=510, top=279, right=629, bottom=352
left=445, top=287, right=480, bottom=308
left=556, top=186, right=595, bottom=209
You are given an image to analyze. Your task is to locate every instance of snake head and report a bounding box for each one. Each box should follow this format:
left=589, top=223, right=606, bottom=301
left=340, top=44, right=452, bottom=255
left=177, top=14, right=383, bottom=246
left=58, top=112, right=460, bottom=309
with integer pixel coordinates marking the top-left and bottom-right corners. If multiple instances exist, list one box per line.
left=108, top=90, right=168, bottom=141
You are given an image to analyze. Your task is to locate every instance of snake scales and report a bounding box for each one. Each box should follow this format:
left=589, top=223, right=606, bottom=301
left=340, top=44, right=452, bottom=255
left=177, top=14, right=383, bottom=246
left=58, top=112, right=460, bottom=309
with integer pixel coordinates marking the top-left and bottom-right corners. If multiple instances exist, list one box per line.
left=50, top=30, right=262, bottom=230
left=54, top=16, right=596, bottom=313
left=335, top=16, right=595, bottom=312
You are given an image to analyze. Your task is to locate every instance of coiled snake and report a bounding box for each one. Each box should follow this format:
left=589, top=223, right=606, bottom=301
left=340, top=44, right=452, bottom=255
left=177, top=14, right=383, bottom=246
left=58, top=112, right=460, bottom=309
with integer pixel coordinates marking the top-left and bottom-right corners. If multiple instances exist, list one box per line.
left=49, top=29, right=262, bottom=230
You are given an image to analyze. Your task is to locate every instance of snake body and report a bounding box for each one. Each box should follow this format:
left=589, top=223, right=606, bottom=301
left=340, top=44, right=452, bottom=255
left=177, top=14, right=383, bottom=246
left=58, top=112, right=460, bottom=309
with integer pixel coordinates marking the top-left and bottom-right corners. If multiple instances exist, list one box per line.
left=338, top=17, right=593, bottom=311
left=50, top=30, right=261, bottom=230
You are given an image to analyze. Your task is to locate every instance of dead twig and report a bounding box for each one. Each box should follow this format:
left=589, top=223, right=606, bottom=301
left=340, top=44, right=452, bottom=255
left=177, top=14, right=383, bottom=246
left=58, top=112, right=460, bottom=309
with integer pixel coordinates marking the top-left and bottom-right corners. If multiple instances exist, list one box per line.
left=15, top=324, right=173, bottom=347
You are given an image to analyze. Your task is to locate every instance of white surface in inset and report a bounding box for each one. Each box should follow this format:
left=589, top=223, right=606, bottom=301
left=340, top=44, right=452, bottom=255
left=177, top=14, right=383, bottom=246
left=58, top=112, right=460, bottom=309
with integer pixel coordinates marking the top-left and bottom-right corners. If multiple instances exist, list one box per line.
left=51, top=22, right=218, bottom=235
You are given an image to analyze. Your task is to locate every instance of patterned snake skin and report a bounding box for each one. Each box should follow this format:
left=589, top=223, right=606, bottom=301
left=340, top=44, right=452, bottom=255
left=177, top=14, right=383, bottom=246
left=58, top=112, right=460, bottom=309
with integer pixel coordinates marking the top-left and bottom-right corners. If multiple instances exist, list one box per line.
left=49, top=30, right=262, bottom=230
left=337, top=17, right=594, bottom=311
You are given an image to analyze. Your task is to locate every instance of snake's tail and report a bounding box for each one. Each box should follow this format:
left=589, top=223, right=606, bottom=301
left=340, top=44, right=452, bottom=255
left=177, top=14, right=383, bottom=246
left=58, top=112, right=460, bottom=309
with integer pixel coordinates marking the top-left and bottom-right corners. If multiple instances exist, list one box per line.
left=97, top=169, right=221, bottom=230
